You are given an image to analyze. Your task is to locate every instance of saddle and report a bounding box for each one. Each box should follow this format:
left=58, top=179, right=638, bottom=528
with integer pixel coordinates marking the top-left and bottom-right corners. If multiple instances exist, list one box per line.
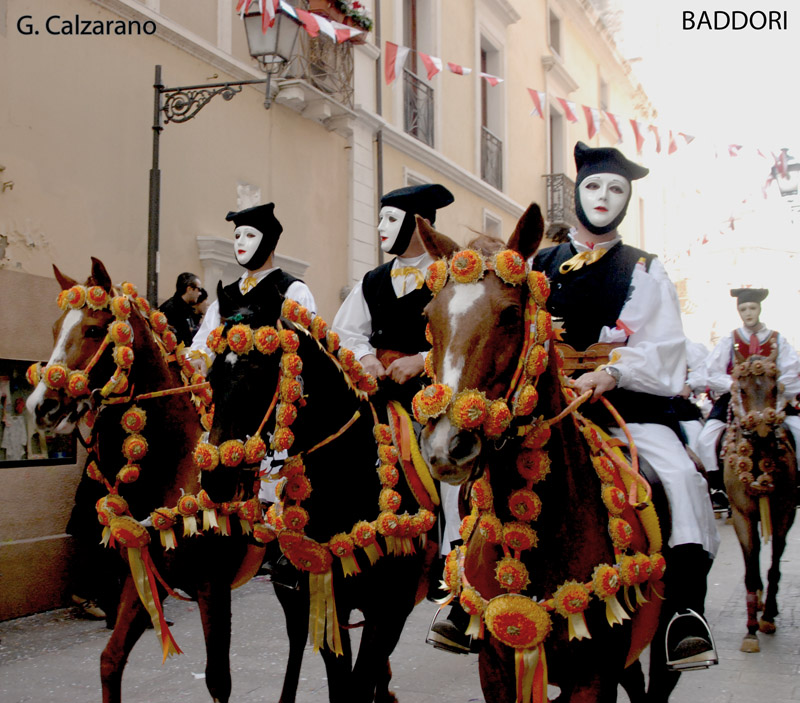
left=555, top=342, right=623, bottom=377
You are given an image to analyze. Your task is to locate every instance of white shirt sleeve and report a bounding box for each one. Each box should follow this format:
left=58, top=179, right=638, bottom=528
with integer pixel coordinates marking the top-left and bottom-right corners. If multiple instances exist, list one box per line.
left=286, top=281, right=317, bottom=316
left=685, top=340, right=710, bottom=392
left=331, top=280, right=376, bottom=361
left=704, top=337, right=734, bottom=396
left=777, top=334, right=800, bottom=399
left=607, top=258, right=687, bottom=396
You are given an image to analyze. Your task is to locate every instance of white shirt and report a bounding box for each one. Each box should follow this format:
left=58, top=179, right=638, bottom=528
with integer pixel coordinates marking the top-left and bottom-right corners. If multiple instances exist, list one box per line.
left=704, top=326, right=800, bottom=400
left=332, top=252, right=434, bottom=361
left=685, top=339, right=710, bottom=392
left=189, top=268, right=317, bottom=367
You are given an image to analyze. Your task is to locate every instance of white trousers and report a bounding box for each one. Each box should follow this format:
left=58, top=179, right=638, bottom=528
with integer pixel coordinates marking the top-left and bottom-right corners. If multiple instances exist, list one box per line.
left=696, top=415, right=800, bottom=475
left=610, top=423, right=721, bottom=557
left=440, top=482, right=462, bottom=556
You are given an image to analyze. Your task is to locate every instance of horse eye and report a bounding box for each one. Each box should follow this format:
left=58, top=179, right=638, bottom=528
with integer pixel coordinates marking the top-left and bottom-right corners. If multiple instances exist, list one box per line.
left=84, top=326, right=106, bottom=339
left=498, top=306, right=521, bottom=328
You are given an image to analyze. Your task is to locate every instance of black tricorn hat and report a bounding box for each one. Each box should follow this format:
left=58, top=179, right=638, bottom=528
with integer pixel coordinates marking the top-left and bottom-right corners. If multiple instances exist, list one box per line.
left=574, top=141, right=650, bottom=183
left=380, top=183, right=454, bottom=225
left=731, top=288, right=769, bottom=304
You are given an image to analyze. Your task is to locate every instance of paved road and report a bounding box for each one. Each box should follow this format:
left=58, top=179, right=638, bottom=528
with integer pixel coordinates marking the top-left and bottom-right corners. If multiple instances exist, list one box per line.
left=2, top=516, right=800, bottom=702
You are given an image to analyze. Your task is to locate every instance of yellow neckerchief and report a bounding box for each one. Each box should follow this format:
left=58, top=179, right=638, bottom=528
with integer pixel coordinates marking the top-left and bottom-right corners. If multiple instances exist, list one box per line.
left=390, top=266, right=425, bottom=295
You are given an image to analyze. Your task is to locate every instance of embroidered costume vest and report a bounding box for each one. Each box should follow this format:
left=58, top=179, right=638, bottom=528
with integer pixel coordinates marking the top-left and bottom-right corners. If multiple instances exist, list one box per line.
left=222, top=269, right=300, bottom=308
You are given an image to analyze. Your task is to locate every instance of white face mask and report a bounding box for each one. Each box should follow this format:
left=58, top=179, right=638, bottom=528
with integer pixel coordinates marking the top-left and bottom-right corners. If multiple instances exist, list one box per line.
left=578, top=173, right=631, bottom=229
left=233, top=226, right=264, bottom=266
left=378, top=206, right=407, bottom=253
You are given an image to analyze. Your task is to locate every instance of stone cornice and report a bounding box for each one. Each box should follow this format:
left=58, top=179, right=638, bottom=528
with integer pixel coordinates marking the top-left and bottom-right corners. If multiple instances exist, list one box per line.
left=542, top=54, right=579, bottom=94
left=479, top=0, right=522, bottom=26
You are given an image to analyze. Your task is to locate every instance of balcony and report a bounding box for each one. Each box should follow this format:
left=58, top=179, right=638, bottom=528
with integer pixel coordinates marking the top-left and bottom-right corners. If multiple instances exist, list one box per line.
left=481, top=126, right=503, bottom=190
left=403, top=69, right=434, bottom=147
left=543, top=173, right=578, bottom=241
left=285, top=33, right=354, bottom=108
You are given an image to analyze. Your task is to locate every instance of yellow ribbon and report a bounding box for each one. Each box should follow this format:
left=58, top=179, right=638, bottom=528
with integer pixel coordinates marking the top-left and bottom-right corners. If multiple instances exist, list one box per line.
left=309, top=570, right=343, bottom=655
left=242, top=275, right=258, bottom=293
left=391, top=266, right=425, bottom=294
left=558, top=248, right=608, bottom=274
left=759, top=496, right=772, bottom=543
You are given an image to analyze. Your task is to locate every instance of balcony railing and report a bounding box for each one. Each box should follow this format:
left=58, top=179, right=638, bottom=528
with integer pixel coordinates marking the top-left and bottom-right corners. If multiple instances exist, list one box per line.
left=403, top=69, right=434, bottom=147
left=285, top=33, right=354, bottom=108
left=481, top=126, right=503, bottom=190
left=543, top=173, right=578, bottom=241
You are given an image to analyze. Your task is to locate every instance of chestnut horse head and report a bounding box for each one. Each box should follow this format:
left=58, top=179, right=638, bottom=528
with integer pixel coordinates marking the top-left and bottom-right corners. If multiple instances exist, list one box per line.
left=418, top=204, right=544, bottom=485
left=731, top=349, right=783, bottom=439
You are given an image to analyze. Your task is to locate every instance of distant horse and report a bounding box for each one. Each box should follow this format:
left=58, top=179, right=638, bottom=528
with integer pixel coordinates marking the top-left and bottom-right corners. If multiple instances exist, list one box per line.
left=202, top=279, right=438, bottom=703
left=416, top=205, right=671, bottom=703
left=27, top=258, right=262, bottom=703
left=721, top=348, right=796, bottom=653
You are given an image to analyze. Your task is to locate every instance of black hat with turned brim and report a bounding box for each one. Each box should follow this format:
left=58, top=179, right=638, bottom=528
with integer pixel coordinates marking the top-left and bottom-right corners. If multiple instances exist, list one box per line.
left=379, top=184, right=454, bottom=255
left=730, top=288, right=769, bottom=305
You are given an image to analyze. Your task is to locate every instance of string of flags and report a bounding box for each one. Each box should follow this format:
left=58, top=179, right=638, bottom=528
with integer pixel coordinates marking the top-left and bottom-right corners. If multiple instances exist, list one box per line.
left=385, top=41, right=499, bottom=87
left=236, top=0, right=366, bottom=44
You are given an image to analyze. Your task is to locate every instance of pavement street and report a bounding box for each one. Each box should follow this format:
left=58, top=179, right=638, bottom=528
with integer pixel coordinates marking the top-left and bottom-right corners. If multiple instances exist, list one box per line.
left=2, top=516, right=800, bottom=702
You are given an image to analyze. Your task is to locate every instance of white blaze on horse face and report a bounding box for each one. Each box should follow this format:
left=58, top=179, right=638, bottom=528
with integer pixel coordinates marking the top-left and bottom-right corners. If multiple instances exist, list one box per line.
left=578, top=173, right=630, bottom=228
left=26, top=308, right=83, bottom=416
left=441, top=283, right=485, bottom=389
left=378, top=206, right=406, bottom=253
left=234, top=226, right=263, bottom=266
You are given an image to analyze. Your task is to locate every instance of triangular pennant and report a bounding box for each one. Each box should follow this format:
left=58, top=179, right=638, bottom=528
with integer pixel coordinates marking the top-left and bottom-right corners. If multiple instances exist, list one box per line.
left=527, top=89, right=545, bottom=119
left=480, top=72, right=504, bottom=87
left=331, top=21, right=364, bottom=43
left=630, top=119, right=645, bottom=154
left=294, top=7, right=320, bottom=37
left=728, top=144, right=742, bottom=157
left=679, top=132, right=695, bottom=145
left=668, top=130, right=678, bottom=155
left=314, top=13, right=337, bottom=41
left=419, top=52, right=443, bottom=80
left=385, top=42, right=411, bottom=85
left=447, top=62, right=472, bottom=76
left=556, top=98, right=578, bottom=123
left=604, top=111, right=623, bottom=144
left=582, top=105, right=600, bottom=140
left=649, top=125, right=661, bottom=154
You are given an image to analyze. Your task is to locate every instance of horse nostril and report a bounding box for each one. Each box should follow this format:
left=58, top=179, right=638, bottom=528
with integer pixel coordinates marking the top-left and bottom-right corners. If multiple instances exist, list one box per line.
left=449, top=431, right=480, bottom=463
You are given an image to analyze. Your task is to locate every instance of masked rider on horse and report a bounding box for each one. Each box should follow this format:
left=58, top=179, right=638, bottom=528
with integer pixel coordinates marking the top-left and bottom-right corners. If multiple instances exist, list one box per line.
left=533, top=142, right=720, bottom=670
left=696, top=288, right=800, bottom=499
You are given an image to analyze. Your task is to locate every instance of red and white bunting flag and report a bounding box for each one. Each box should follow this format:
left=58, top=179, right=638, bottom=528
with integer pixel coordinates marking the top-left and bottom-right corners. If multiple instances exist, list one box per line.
left=773, top=150, right=788, bottom=178
left=604, top=111, right=623, bottom=144
left=447, top=62, right=472, bottom=76
left=294, top=8, right=320, bottom=37
left=728, top=144, right=742, bottom=157
left=556, top=98, right=578, bottom=123
left=385, top=42, right=411, bottom=85
left=237, top=0, right=279, bottom=30
left=582, top=105, right=600, bottom=140
left=313, top=13, right=337, bottom=41
left=419, top=52, right=443, bottom=80
left=630, top=119, right=645, bottom=154
left=649, top=125, right=661, bottom=154
left=527, top=89, right=545, bottom=119
left=679, top=132, right=695, bottom=145
left=668, top=130, right=678, bottom=155
left=480, top=72, right=504, bottom=87
left=331, top=21, right=364, bottom=43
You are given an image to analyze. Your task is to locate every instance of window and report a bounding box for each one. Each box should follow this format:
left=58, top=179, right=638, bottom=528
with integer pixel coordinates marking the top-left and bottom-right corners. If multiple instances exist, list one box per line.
left=0, top=359, right=76, bottom=467
left=403, top=0, right=434, bottom=146
left=480, top=37, right=503, bottom=190
left=548, top=8, right=562, bottom=58
left=549, top=105, right=565, bottom=174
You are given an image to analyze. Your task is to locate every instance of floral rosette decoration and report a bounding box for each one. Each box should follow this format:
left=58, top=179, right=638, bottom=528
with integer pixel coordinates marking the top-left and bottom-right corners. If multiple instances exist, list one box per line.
left=227, top=324, right=254, bottom=355
left=618, top=553, right=650, bottom=606
left=109, top=321, right=133, bottom=346
left=377, top=443, right=399, bottom=465
left=484, top=399, right=512, bottom=438
left=513, top=384, right=539, bottom=417
left=450, top=249, right=485, bottom=284
left=425, top=259, right=448, bottom=295
left=470, top=478, right=494, bottom=512
left=522, top=424, right=551, bottom=450
left=275, top=401, right=297, bottom=427
left=352, top=520, right=383, bottom=565
left=43, top=364, right=68, bottom=390
left=601, top=485, right=627, bottom=515
left=459, top=513, right=477, bottom=542
left=101, top=370, right=129, bottom=397
left=161, top=329, right=178, bottom=353
left=197, top=489, right=219, bottom=531
left=378, top=488, right=402, bottom=513
left=244, top=435, right=267, bottom=464
left=552, top=581, right=592, bottom=640
left=450, top=390, right=488, bottom=429
left=310, top=316, right=328, bottom=341
left=85, top=460, right=104, bottom=484
left=26, top=362, right=42, bottom=387
left=423, top=352, right=436, bottom=380
left=279, top=329, right=300, bottom=353
left=149, top=309, right=168, bottom=334
left=442, top=547, right=461, bottom=593
left=122, top=434, right=148, bottom=463
left=253, top=523, right=277, bottom=544
left=117, top=464, right=140, bottom=484
left=111, top=295, right=132, bottom=319
left=86, top=286, right=109, bottom=311
left=194, top=441, right=219, bottom=471
left=329, top=533, right=360, bottom=576
left=285, top=474, right=312, bottom=502
left=176, top=494, right=200, bottom=536
left=373, top=423, right=393, bottom=445
left=492, top=250, right=527, bottom=286
left=272, top=427, right=295, bottom=452
left=495, top=556, right=530, bottom=593
left=237, top=498, right=260, bottom=534
left=280, top=378, right=303, bottom=404
left=134, top=295, right=151, bottom=316
left=527, top=271, right=550, bottom=307
left=508, top=489, right=542, bottom=522
left=67, top=370, right=91, bottom=397
left=281, top=299, right=300, bottom=323
left=485, top=594, right=552, bottom=650
left=525, top=345, right=548, bottom=379
left=503, top=522, right=538, bottom=554
left=326, top=330, right=340, bottom=354
left=377, top=463, right=399, bottom=488
left=281, top=353, right=303, bottom=377
left=649, top=552, right=667, bottom=581
left=151, top=508, right=178, bottom=550
left=207, top=327, right=228, bottom=355
left=460, top=586, right=486, bottom=637
left=282, top=505, right=309, bottom=531
left=608, top=517, right=634, bottom=551
left=591, top=455, right=617, bottom=483
left=121, top=406, right=146, bottom=434
left=592, top=563, right=628, bottom=626
left=280, top=533, right=333, bottom=574
left=534, top=309, right=552, bottom=344
left=478, top=514, right=503, bottom=543
left=62, top=286, right=87, bottom=310
left=516, top=449, right=551, bottom=484
left=412, top=383, right=452, bottom=423
left=219, top=439, right=245, bottom=467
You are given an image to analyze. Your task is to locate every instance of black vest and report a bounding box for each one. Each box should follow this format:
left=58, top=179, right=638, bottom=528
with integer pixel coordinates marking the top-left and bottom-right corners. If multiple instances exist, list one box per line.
left=222, top=269, right=301, bottom=312
left=533, top=241, right=654, bottom=351
left=362, top=261, right=432, bottom=355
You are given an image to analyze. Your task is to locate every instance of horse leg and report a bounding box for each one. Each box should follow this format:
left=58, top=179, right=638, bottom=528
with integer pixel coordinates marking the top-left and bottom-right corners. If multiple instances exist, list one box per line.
left=319, top=628, right=353, bottom=703
left=731, top=507, right=762, bottom=652
left=760, top=530, right=789, bottom=633
left=197, top=579, right=233, bottom=703
left=374, top=659, right=397, bottom=703
left=274, top=582, right=311, bottom=703
left=100, top=576, right=149, bottom=703
left=618, top=659, right=647, bottom=703
left=478, top=638, right=517, bottom=703
left=644, top=617, right=681, bottom=703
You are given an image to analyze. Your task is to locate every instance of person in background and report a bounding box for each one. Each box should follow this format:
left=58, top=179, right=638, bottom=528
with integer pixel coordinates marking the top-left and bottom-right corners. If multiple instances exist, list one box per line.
left=159, top=272, right=203, bottom=347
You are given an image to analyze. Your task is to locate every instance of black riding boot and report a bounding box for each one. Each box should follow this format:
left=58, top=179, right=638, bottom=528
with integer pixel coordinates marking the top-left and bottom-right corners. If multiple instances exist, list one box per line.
left=706, top=469, right=729, bottom=512
left=664, top=544, right=718, bottom=670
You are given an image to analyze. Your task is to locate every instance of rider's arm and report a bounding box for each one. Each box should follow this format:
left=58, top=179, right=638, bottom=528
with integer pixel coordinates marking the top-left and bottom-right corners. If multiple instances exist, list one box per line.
left=776, top=335, right=800, bottom=399
left=704, top=337, right=734, bottom=396
left=188, top=298, right=221, bottom=372
left=331, top=280, right=377, bottom=362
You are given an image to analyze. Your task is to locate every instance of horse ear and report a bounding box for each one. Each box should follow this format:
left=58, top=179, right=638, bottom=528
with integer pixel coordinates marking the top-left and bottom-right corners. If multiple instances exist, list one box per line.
left=217, top=281, right=234, bottom=319
left=90, top=257, right=113, bottom=292
left=53, top=264, right=77, bottom=291
left=416, top=215, right=459, bottom=260
left=506, top=203, right=544, bottom=261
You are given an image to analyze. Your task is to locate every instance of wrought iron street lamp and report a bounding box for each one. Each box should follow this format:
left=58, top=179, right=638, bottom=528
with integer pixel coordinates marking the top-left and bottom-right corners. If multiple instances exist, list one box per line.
left=146, top=2, right=302, bottom=303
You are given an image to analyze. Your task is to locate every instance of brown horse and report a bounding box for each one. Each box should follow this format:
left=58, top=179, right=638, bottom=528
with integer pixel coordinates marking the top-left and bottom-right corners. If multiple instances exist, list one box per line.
left=201, top=280, right=438, bottom=702
left=27, top=258, right=262, bottom=703
left=416, top=205, right=671, bottom=703
left=721, top=347, right=797, bottom=653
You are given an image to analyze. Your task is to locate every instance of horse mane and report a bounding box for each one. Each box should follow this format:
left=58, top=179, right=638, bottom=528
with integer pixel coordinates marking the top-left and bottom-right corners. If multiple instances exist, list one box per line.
left=465, top=233, right=507, bottom=255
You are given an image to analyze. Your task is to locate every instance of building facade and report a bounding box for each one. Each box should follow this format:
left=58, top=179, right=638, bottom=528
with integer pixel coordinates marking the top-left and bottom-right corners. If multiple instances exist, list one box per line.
left=0, top=0, right=657, bottom=619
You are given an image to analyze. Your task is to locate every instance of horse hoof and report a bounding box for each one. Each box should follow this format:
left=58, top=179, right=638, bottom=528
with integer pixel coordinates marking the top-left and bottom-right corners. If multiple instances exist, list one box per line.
left=759, top=619, right=776, bottom=634
left=740, top=635, right=760, bottom=653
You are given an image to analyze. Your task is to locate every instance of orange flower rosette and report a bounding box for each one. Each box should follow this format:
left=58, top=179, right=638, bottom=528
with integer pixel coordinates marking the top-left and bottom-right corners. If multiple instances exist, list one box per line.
left=508, top=489, right=542, bottom=522
left=460, top=586, right=486, bottom=616
left=442, top=548, right=461, bottom=591
left=109, top=321, right=133, bottom=346
left=378, top=444, right=399, bottom=465
left=283, top=505, right=310, bottom=530
left=26, top=362, right=42, bottom=387
left=117, top=464, right=140, bottom=484
left=601, top=485, right=627, bottom=515
left=649, top=553, right=667, bottom=581
left=495, top=556, right=531, bottom=592
left=122, top=434, right=148, bottom=462
left=503, top=522, right=538, bottom=553
left=86, top=460, right=103, bottom=482
left=110, top=295, right=132, bottom=319
left=516, top=449, right=551, bottom=483
left=285, top=474, right=312, bottom=502
left=525, top=345, right=548, bottom=379
left=417, top=508, right=437, bottom=532
left=527, top=271, right=550, bottom=307
left=271, top=427, right=295, bottom=452
left=450, top=389, right=488, bottom=429
left=352, top=520, right=379, bottom=548
left=253, top=326, right=279, bottom=354
left=449, top=249, right=485, bottom=284
left=513, top=384, right=539, bottom=417
left=121, top=407, right=146, bottom=434
left=104, top=494, right=129, bottom=516
left=43, top=364, right=69, bottom=390
left=522, top=424, right=551, bottom=449
left=326, top=330, right=340, bottom=354
left=329, top=533, right=360, bottom=576
left=280, top=455, right=305, bottom=478
left=149, top=309, right=168, bottom=334
left=478, top=514, right=504, bottom=543
left=227, top=324, right=254, bottom=355
left=553, top=580, right=592, bottom=640
left=219, top=439, right=246, bottom=467
left=425, top=259, right=448, bottom=294
left=161, top=329, right=177, bottom=353
left=423, top=351, right=436, bottom=379
left=281, top=534, right=332, bottom=574
left=109, top=515, right=150, bottom=549
left=484, top=400, right=512, bottom=438
left=493, top=250, right=527, bottom=286
left=207, top=327, right=227, bottom=354
left=281, top=298, right=300, bottom=322
left=591, top=455, right=617, bottom=483
left=297, top=306, right=313, bottom=328
left=412, top=384, right=453, bottom=423
left=281, top=353, right=303, bottom=377
left=253, top=523, right=277, bottom=544
left=485, top=594, right=551, bottom=650
left=470, top=478, right=494, bottom=511
left=67, top=370, right=91, bottom=397
left=376, top=510, right=400, bottom=537
left=534, top=309, right=552, bottom=344
left=425, top=323, right=434, bottom=345
left=63, top=285, right=87, bottom=310
left=310, top=316, right=328, bottom=341
left=280, top=378, right=303, bottom=403
left=244, top=435, right=267, bottom=464
left=378, top=488, right=402, bottom=512
left=377, top=463, right=400, bottom=488
left=459, top=513, right=478, bottom=542
left=194, top=441, right=219, bottom=471
left=86, top=285, right=109, bottom=310
left=608, top=518, right=634, bottom=550
left=176, top=494, right=200, bottom=517
left=373, top=423, right=393, bottom=445
left=134, top=296, right=151, bottom=316
left=279, top=329, right=300, bottom=353
left=357, top=373, right=379, bottom=395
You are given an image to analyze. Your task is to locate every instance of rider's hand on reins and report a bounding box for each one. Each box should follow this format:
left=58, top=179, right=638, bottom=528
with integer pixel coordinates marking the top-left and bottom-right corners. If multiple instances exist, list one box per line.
left=573, top=369, right=617, bottom=401
left=361, top=353, right=387, bottom=380
left=385, top=353, right=424, bottom=384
